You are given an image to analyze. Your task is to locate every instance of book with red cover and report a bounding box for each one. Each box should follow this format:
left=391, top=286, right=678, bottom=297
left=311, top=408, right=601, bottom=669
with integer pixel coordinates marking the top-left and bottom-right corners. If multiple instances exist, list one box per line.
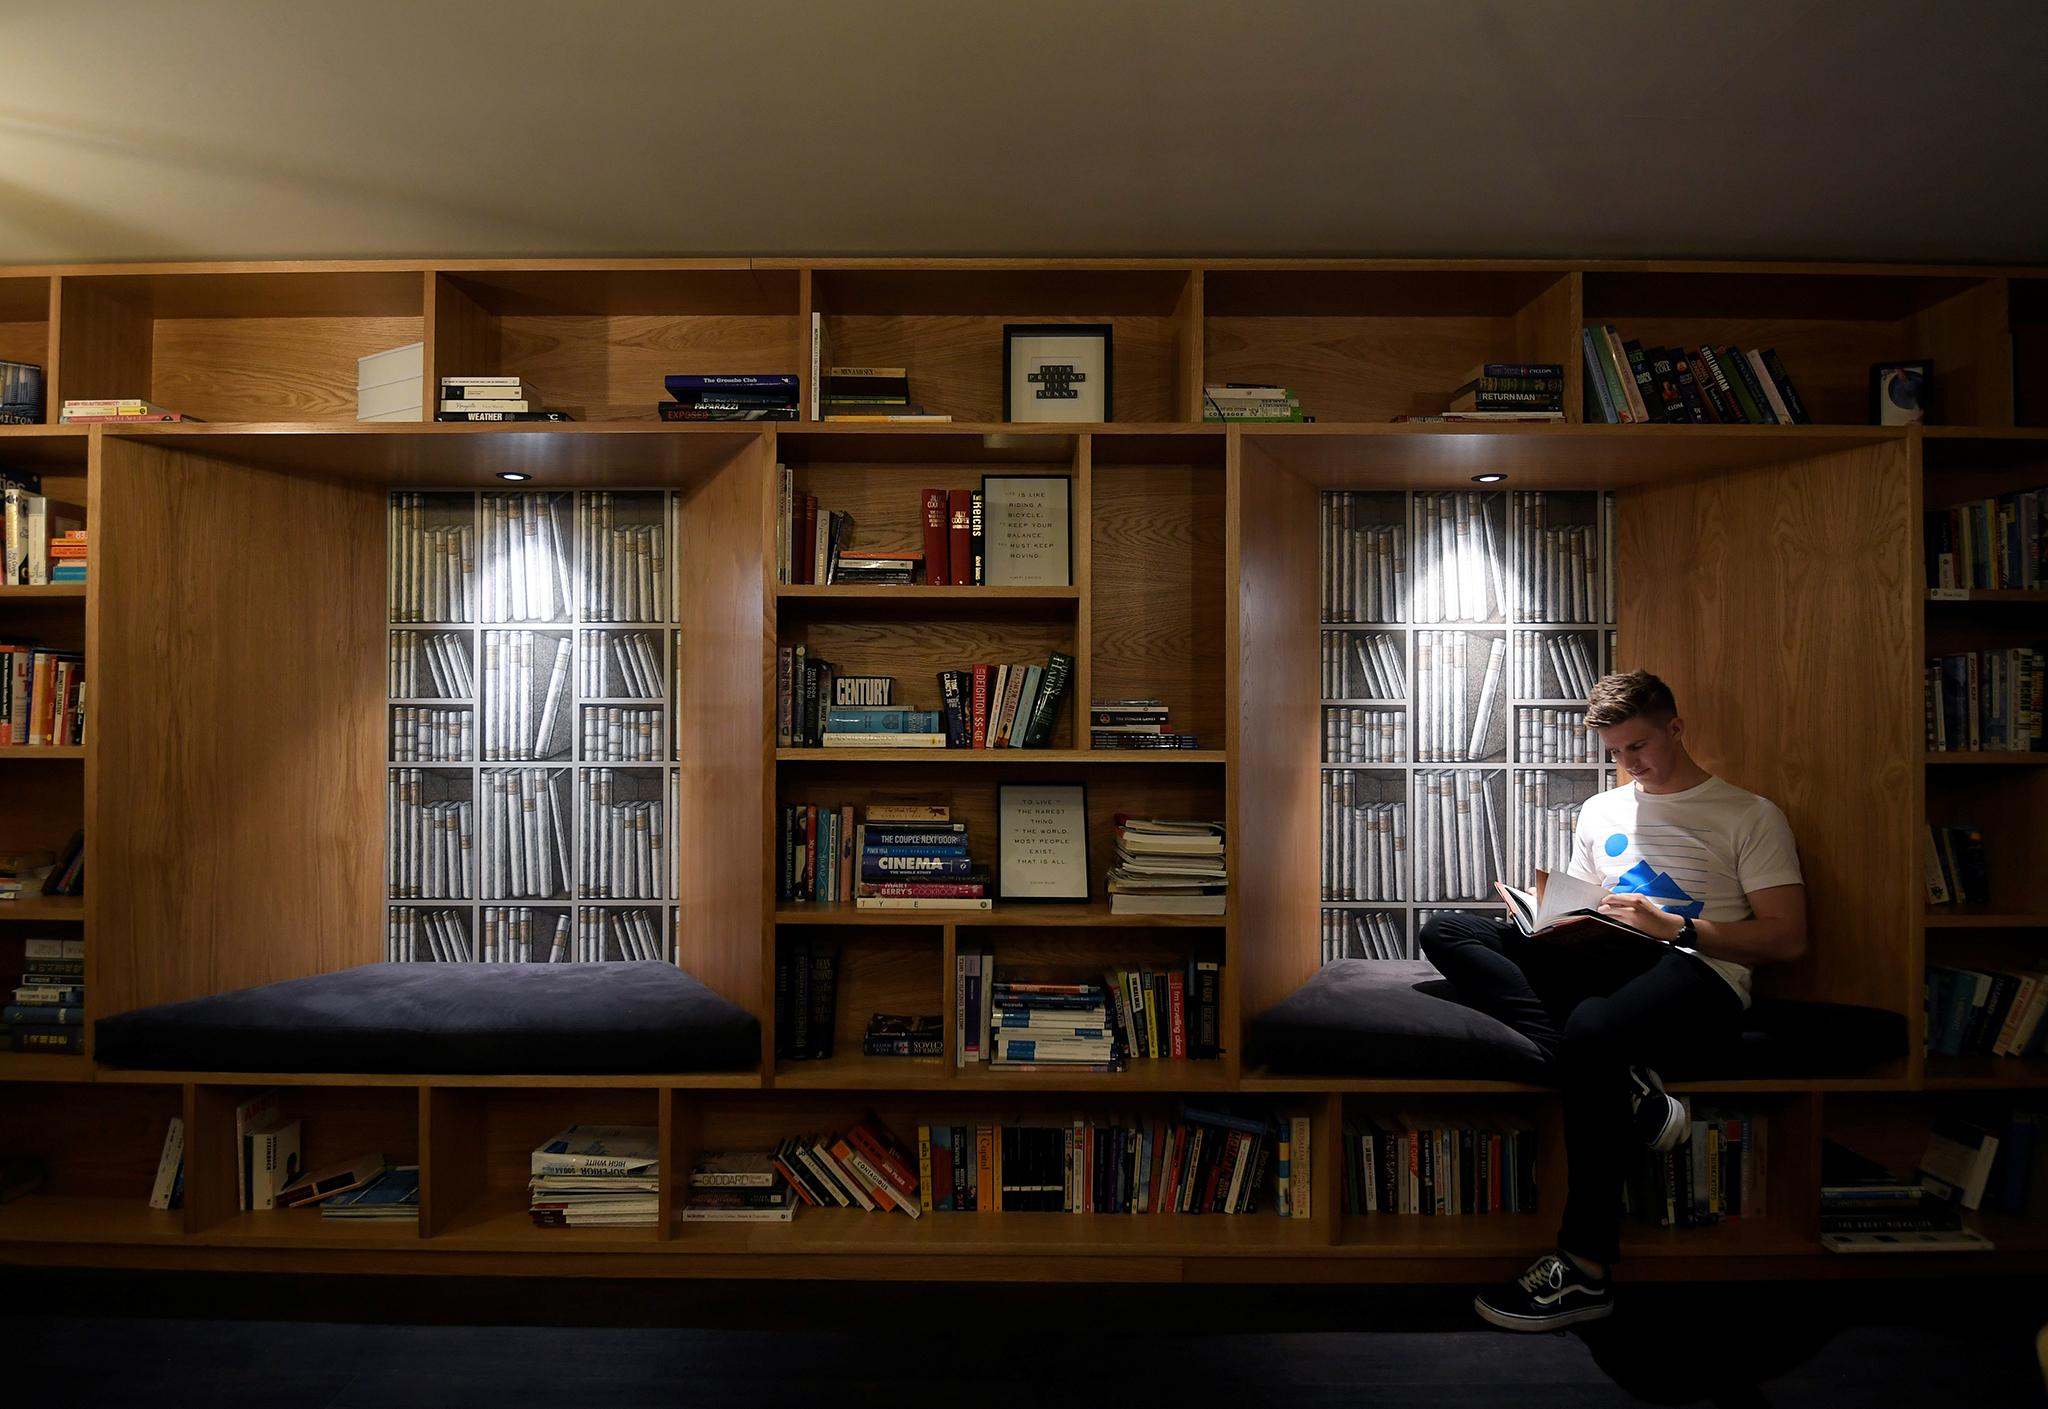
left=947, top=489, right=973, bottom=588
left=847, top=1118, right=919, bottom=1202
left=922, top=489, right=949, bottom=584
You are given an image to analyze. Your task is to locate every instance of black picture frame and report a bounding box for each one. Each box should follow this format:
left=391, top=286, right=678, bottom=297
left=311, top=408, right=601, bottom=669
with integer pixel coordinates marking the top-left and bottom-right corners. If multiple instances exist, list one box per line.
left=1003, top=323, right=1113, bottom=422
left=1870, top=359, right=1932, bottom=426
left=996, top=780, right=1090, bottom=902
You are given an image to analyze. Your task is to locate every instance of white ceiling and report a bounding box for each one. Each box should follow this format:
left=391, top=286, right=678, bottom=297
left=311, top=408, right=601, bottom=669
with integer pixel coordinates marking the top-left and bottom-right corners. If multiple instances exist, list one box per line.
left=4, top=0, right=2046, bottom=267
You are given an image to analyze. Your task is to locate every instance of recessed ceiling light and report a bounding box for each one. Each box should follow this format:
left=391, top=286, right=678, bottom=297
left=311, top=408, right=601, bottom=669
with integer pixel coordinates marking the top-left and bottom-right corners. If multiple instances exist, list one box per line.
left=496, top=471, right=532, bottom=482
left=1472, top=473, right=1506, bottom=483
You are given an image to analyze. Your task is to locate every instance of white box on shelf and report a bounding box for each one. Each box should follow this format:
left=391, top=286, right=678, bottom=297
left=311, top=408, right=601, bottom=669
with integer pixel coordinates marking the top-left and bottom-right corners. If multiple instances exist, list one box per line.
left=358, top=340, right=424, bottom=389
left=358, top=379, right=425, bottom=421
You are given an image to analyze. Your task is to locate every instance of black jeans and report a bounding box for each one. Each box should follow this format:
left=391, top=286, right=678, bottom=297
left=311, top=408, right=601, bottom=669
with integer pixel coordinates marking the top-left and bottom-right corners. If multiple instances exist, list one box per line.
left=1417, top=911, right=1744, bottom=1266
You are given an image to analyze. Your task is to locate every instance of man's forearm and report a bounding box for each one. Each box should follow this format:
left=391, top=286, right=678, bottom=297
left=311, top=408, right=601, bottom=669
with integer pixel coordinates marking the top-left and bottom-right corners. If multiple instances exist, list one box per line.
left=1690, top=916, right=1803, bottom=966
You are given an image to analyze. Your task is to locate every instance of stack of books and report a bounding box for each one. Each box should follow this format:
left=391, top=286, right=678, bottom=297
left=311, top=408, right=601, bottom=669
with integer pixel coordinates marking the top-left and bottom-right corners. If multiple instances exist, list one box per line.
left=47, top=530, right=85, bottom=585
left=1091, top=698, right=1199, bottom=750
left=987, top=976, right=1118, bottom=1069
left=767, top=1116, right=924, bottom=1215
left=1923, top=964, right=2048, bottom=1057
left=1, top=646, right=85, bottom=746
left=0, top=360, right=43, bottom=423
left=1925, top=649, right=2045, bottom=752
left=1441, top=362, right=1564, bottom=421
left=529, top=1125, right=660, bottom=1227
left=773, top=937, right=839, bottom=1056
left=660, top=373, right=799, bottom=422
left=1818, top=1133, right=1997, bottom=1253
left=820, top=706, right=945, bottom=749
left=435, top=376, right=570, bottom=423
left=4, top=473, right=83, bottom=585
left=862, top=1012, right=943, bottom=1057
left=682, top=1152, right=798, bottom=1223
left=5, top=935, right=83, bottom=1054
left=57, top=398, right=196, bottom=423
left=1925, top=486, right=2046, bottom=593
left=318, top=1166, right=420, bottom=1221
left=857, top=813, right=986, bottom=911
left=1201, top=383, right=1304, bottom=422
left=356, top=341, right=423, bottom=422
left=817, top=365, right=951, bottom=423
left=1582, top=329, right=1810, bottom=425
left=1108, top=816, right=1227, bottom=916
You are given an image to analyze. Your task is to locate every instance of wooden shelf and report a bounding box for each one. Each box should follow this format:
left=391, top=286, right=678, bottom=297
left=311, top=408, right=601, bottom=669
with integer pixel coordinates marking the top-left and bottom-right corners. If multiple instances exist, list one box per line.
left=775, top=585, right=1079, bottom=618
left=775, top=748, right=1225, bottom=765
left=1926, top=589, right=2048, bottom=603
left=1921, top=1056, right=2048, bottom=1089
left=673, top=1205, right=1330, bottom=1257
left=1924, top=752, right=2048, bottom=764
left=0, top=746, right=83, bottom=761
left=432, top=1189, right=657, bottom=1248
left=1924, top=909, right=2048, bottom=929
left=0, top=1051, right=91, bottom=1082
left=0, top=1196, right=186, bottom=1245
left=0, top=895, right=83, bottom=921
left=0, top=584, right=84, bottom=601
left=775, top=900, right=1224, bottom=928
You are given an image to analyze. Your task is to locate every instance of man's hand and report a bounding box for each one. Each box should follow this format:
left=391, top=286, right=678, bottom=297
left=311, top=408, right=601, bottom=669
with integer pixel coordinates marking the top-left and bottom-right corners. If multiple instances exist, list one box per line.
left=1596, top=891, right=1686, bottom=942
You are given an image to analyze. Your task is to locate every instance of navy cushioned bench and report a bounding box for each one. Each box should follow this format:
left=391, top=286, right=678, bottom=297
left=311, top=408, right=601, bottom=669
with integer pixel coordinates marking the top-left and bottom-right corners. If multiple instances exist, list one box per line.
left=94, top=962, right=761, bottom=1075
left=1247, top=959, right=1906, bottom=1082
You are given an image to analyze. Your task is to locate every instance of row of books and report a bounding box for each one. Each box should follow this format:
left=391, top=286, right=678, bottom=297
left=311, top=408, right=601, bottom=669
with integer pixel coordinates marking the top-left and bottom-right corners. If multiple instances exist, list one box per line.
left=1518, top=708, right=1603, bottom=764
left=1, top=646, right=84, bottom=747
left=387, top=772, right=471, bottom=900
left=388, top=494, right=474, bottom=623
left=1322, top=631, right=1408, bottom=700
left=479, top=767, right=571, bottom=901
left=1413, top=492, right=1507, bottom=625
left=1415, top=632, right=1504, bottom=760
left=395, top=492, right=660, bottom=626
left=778, top=482, right=993, bottom=590
left=0, top=360, right=42, bottom=422
left=1443, top=362, right=1564, bottom=419
left=1421, top=769, right=1504, bottom=902
left=1924, top=648, right=2043, bottom=752
left=660, top=373, right=798, bottom=422
left=436, top=376, right=570, bottom=423
left=1322, top=496, right=1406, bottom=623
left=1091, top=698, right=1201, bottom=749
left=1925, top=965, right=2048, bottom=1058
left=581, top=493, right=668, bottom=622
left=776, top=802, right=989, bottom=908
left=580, top=771, right=666, bottom=900
left=3, top=476, right=82, bottom=585
left=478, top=630, right=574, bottom=759
left=1324, top=705, right=1405, bottom=764
left=0, top=835, right=82, bottom=905
left=1322, top=781, right=1405, bottom=902
left=1321, top=908, right=1410, bottom=964
left=774, top=939, right=840, bottom=1059
left=389, top=906, right=558, bottom=963
left=532, top=1125, right=655, bottom=1227
left=390, top=706, right=469, bottom=762
left=1517, top=630, right=1600, bottom=700
left=1519, top=492, right=1611, bottom=623
left=584, top=706, right=664, bottom=761
left=778, top=652, right=1074, bottom=749
left=389, top=629, right=670, bottom=706
left=1920, top=822, right=1989, bottom=906
left=1339, top=1114, right=1540, bottom=1215
left=581, top=630, right=666, bottom=699
left=803, top=335, right=952, bottom=423
left=1517, top=777, right=1587, bottom=887
left=1925, top=489, right=2045, bottom=592
left=582, top=907, right=672, bottom=963
left=1582, top=328, right=1810, bottom=425
left=57, top=398, right=196, bottom=423
left=1625, top=1108, right=1769, bottom=1226
left=388, top=631, right=473, bottom=699
left=957, top=954, right=1225, bottom=1068
left=2, top=936, right=84, bottom=1054
left=1201, top=382, right=1306, bottom=423
left=1108, top=816, right=1226, bottom=916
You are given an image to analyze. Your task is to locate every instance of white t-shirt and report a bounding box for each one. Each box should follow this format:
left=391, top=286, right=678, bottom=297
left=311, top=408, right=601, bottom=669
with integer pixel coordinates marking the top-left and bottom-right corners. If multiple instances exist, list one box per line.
left=1565, top=775, right=1804, bottom=1007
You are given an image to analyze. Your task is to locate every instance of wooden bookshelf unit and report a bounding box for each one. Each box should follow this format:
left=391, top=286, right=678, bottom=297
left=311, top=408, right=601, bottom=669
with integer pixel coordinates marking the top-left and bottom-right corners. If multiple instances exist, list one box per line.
left=0, top=257, right=2043, bottom=1284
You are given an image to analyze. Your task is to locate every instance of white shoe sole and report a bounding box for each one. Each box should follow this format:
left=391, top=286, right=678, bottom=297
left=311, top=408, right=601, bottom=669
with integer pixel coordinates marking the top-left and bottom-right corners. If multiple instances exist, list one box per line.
left=1474, top=1295, right=1615, bottom=1332
left=1647, top=1094, right=1690, bottom=1154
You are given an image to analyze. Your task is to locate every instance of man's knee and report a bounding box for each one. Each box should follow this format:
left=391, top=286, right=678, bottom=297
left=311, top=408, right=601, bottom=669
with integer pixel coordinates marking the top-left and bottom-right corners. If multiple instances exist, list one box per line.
left=1559, top=997, right=1627, bottom=1068
left=1418, top=911, right=1474, bottom=965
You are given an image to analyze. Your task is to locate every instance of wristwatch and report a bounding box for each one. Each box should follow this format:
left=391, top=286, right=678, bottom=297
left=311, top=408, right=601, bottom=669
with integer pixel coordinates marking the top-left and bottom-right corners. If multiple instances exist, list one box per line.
left=1674, top=916, right=1697, bottom=947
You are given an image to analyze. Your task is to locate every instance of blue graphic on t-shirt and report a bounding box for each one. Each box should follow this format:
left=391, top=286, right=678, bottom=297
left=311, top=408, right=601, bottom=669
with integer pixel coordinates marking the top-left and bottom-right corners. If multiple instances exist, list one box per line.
left=1604, top=832, right=1628, bottom=857
left=1613, top=857, right=1706, bottom=919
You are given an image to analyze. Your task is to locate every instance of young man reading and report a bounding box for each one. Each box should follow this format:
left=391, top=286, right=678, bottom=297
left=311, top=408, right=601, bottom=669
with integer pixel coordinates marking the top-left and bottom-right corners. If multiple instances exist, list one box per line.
left=1419, top=670, right=1807, bottom=1331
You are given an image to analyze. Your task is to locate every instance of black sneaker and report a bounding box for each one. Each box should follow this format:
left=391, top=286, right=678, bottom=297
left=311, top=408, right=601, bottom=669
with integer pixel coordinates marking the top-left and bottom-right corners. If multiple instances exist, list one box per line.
left=1628, top=1064, right=1689, bottom=1153
left=1474, top=1250, right=1614, bottom=1332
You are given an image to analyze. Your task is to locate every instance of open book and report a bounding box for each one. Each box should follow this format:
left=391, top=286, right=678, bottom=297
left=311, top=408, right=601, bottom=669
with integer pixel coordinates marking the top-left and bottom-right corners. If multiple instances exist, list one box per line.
left=1493, top=870, right=1672, bottom=952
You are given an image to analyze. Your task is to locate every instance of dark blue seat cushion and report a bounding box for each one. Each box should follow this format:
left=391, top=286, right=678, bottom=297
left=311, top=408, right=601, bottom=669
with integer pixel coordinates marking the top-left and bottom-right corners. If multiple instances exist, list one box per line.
left=1248, top=959, right=1907, bottom=1082
left=94, top=962, right=761, bottom=1074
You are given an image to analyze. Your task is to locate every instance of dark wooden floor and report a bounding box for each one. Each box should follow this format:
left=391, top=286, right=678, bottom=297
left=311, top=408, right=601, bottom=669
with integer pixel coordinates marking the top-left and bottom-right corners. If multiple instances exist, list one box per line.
left=3, top=1272, right=2045, bottom=1407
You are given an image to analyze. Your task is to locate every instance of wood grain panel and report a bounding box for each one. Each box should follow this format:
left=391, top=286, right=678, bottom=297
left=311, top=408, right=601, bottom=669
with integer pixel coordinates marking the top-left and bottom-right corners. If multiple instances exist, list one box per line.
left=151, top=315, right=424, bottom=422
left=496, top=314, right=798, bottom=421
left=428, top=272, right=501, bottom=400
left=1089, top=462, right=1226, bottom=747
left=777, top=928, right=945, bottom=1058
left=0, top=318, right=47, bottom=377
left=821, top=315, right=1179, bottom=424
left=1925, top=768, right=2048, bottom=916
left=1516, top=274, right=1581, bottom=422
left=477, top=1087, right=658, bottom=1192
left=673, top=438, right=771, bottom=1023
left=420, top=1086, right=485, bottom=1238
left=92, top=439, right=385, bottom=1015
left=1908, top=279, right=2013, bottom=429
left=1616, top=441, right=1917, bottom=1014
left=52, top=276, right=153, bottom=407
left=1206, top=315, right=1524, bottom=423
left=1232, top=440, right=1324, bottom=1024
left=0, top=761, right=84, bottom=853
left=0, top=1081, right=180, bottom=1198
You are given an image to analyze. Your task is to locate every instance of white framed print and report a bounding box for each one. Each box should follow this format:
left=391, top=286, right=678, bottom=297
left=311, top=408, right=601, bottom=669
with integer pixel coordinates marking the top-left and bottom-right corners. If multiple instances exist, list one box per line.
left=997, top=782, right=1090, bottom=901
left=1004, top=324, right=1112, bottom=423
left=980, top=474, right=1072, bottom=587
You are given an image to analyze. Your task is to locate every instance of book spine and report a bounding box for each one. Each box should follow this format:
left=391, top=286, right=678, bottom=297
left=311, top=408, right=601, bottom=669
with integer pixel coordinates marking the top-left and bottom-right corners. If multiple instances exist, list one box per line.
left=922, top=488, right=949, bottom=585
left=947, top=489, right=973, bottom=589
left=1760, top=349, right=1811, bottom=424
left=1621, top=340, right=1662, bottom=423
